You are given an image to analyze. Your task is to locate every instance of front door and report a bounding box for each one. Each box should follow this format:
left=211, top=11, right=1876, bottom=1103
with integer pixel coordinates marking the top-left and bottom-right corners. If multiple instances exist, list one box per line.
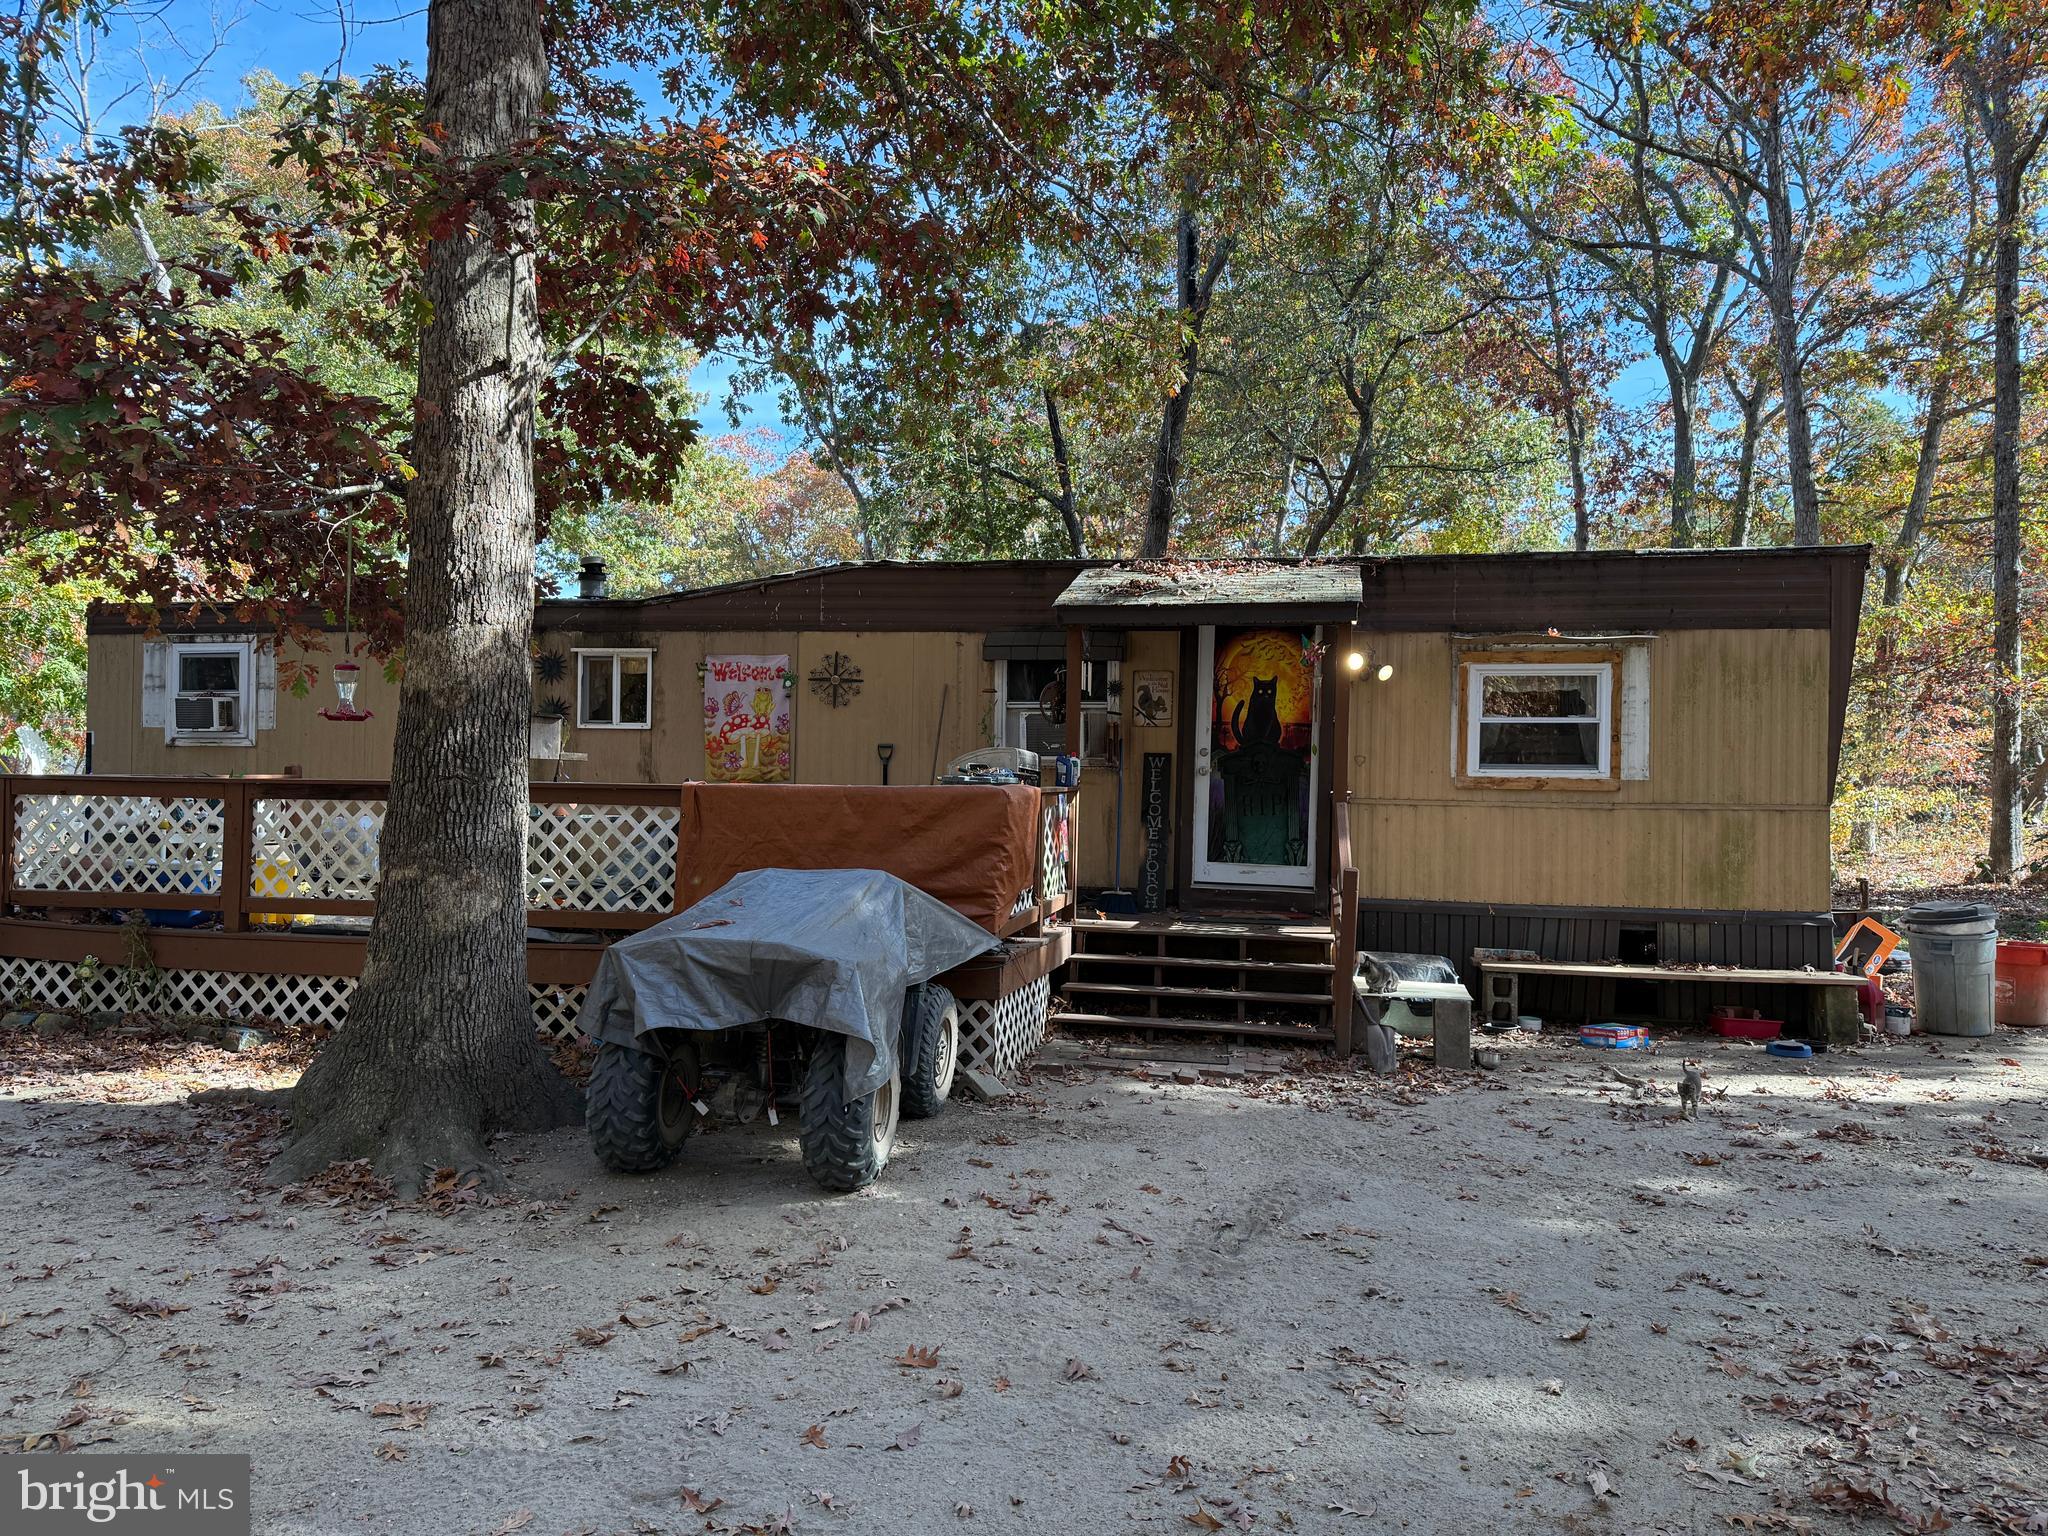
left=1192, top=625, right=1318, bottom=889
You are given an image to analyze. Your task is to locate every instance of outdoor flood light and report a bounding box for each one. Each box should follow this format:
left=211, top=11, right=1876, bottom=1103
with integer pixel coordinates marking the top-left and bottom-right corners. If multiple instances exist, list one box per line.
left=1344, top=650, right=1393, bottom=682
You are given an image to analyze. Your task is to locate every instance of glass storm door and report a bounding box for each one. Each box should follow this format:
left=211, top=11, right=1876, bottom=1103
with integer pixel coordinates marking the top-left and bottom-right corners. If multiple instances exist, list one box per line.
left=1191, top=625, right=1317, bottom=889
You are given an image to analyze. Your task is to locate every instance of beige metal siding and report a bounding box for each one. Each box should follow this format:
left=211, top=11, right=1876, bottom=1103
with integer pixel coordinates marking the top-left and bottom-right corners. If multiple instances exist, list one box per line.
left=89, top=630, right=994, bottom=790
left=1346, top=629, right=1832, bottom=911
left=88, top=634, right=403, bottom=778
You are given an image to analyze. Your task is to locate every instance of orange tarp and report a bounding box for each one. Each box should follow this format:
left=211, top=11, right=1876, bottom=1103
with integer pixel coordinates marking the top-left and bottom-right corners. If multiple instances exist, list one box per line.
left=678, top=784, right=1039, bottom=933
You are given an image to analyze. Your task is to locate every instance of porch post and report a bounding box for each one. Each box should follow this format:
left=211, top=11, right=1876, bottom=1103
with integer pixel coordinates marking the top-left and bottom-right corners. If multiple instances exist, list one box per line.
left=1329, top=622, right=1354, bottom=814
left=1063, top=626, right=1084, bottom=758
left=1328, top=621, right=1358, bottom=1056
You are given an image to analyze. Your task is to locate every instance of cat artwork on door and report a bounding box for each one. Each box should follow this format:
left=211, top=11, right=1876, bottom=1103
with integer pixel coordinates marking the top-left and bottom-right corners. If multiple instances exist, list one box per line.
left=1195, top=626, right=1317, bottom=888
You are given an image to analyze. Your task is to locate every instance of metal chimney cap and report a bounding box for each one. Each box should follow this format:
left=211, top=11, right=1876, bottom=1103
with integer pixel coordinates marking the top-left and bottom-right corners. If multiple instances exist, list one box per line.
left=577, top=555, right=609, bottom=600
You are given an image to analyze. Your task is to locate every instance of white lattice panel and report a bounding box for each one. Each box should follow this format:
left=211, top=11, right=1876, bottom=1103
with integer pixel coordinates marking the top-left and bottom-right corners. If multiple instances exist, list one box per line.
left=530, top=984, right=589, bottom=1041
left=1039, top=800, right=1070, bottom=902
left=10, top=794, right=224, bottom=895
left=958, top=975, right=1050, bottom=1082
left=526, top=803, right=679, bottom=914
left=0, top=956, right=584, bottom=1039
left=250, top=798, right=385, bottom=901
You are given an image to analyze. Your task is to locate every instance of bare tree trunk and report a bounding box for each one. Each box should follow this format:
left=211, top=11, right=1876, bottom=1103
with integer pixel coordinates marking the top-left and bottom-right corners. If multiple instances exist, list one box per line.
left=1043, top=385, right=1085, bottom=557
left=1140, top=195, right=1231, bottom=558
left=1987, top=123, right=2028, bottom=879
left=1668, top=364, right=1699, bottom=549
left=1759, top=106, right=1822, bottom=546
left=1724, top=364, right=1769, bottom=548
left=277, top=0, right=573, bottom=1191
left=1885, top=372, right=1951, bottom=607
left=1545, top=277, right=1591, bottom=552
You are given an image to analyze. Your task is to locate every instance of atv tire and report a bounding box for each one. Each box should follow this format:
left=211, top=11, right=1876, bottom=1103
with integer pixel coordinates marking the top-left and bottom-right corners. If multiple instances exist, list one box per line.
left=900, top=983, right=960, bottom=1120
left=587, top=1035, right=701, bottom=1174
left=799, top=1031, right=900, bottom=1192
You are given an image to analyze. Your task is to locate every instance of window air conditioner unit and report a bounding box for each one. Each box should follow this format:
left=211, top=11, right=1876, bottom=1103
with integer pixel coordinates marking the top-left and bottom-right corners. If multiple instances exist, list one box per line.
left=174, top=695, right=241, bottom=734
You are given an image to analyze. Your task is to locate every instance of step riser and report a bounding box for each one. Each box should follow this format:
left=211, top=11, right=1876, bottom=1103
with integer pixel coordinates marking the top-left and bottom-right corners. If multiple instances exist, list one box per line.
left=1051, top=1011, right=1334, bottom=1045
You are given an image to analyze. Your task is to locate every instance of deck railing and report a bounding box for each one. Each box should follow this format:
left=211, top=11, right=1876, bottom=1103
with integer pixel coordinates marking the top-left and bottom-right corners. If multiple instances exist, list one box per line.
left=0, top=775, right=1075, bottom=938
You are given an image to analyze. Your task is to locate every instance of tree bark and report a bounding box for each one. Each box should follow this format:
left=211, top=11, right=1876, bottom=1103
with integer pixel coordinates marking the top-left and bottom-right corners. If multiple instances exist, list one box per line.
left=1043, top=385, right=1085, bottom=557
left=1986, top=109, right=2028, bottom=879
left=1655, top=334, right=1700, bottom=548
left=1140, top=195, right=1231, bottom=558
left=277, top=0, right=574, bottom=1191
left=1758, top=104, right=1822, bottom=546
left=1728, top=388, right=1761, bottom=548
left=1885, top=372, right=1951, bottom=607
left=1545, top=276, right=1591, bottom=552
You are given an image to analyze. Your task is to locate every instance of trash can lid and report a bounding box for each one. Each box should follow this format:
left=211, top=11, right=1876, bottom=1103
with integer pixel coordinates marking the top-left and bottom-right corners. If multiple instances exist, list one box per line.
left=1903, top=899, right=1997, bottom=927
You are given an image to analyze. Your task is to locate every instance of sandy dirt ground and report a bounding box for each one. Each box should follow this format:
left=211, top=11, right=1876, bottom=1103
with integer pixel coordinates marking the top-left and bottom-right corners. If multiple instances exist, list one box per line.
left=1, top=1021, right=2044, bottom=1536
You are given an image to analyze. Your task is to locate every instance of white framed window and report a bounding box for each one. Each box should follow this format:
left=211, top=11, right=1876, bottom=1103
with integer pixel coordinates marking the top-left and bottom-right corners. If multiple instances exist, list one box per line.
left=1464, top=661, right=1612, bottom=779
left=168, top=640, right=255, bottom=745
left=1000, top=658, right=1114, bottom=759
left=575, top=648, right=652, bottom=729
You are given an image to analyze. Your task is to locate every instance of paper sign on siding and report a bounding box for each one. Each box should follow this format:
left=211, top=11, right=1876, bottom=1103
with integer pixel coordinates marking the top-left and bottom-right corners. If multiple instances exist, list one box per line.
left=704, top=654, right=792, bottom=783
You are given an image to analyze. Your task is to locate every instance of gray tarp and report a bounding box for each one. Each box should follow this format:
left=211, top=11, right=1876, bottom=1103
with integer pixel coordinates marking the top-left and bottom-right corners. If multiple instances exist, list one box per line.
left=577, top=868, right=1000, bottom=1099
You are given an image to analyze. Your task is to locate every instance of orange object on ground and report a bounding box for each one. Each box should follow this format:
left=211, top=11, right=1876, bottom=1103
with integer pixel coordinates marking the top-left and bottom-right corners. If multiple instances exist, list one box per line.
left=1834, top=916, right=1902, bottom=979
left=677, top=784, right=1041, bottom=934
left=1994, top=940, right=2048, bottom=1027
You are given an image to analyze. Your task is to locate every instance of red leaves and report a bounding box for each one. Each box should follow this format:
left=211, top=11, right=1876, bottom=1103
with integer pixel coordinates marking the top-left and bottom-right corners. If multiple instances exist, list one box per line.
left=0, top=263, right=407, bottom=648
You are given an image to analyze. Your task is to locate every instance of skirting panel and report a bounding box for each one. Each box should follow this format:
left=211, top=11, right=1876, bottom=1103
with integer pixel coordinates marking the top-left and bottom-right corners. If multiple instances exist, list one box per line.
left=957, top=975, right=1050, bottom=1082
left=0, top=955, right=589, bottom=1041
left=3, top=956, right=1048, bottom=1067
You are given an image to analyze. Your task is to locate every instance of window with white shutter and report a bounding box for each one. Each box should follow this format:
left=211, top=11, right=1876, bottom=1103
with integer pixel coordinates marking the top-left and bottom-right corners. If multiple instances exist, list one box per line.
left=166, top=640, right=256, bottom=746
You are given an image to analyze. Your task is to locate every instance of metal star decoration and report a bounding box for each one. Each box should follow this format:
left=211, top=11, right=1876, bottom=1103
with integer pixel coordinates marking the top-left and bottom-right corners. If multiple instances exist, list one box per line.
left=808, top=651, right=862, bottom=707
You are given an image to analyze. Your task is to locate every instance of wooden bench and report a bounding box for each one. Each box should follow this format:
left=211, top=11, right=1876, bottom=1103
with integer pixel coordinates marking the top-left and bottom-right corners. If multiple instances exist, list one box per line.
left=1474, top=956, right=1867, bottom=1045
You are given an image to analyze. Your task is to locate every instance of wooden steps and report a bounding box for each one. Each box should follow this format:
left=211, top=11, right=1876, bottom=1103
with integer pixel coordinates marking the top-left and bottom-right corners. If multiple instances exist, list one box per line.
left=1051, top=1012, right=1333, bottom=1044
left=1064, top=980, right=1327, bottom=1006
left=1051, top=912, right=1338, bottom=1049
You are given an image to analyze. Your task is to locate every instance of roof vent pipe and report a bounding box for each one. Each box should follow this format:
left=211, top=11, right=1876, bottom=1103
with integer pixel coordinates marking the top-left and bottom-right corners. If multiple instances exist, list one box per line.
left=578, top=556, right=609, bottom=601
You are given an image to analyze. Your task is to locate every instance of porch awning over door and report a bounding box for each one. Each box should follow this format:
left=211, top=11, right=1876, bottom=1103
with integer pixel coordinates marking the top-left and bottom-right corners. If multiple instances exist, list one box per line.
left=1052, top=562, right=1364, bottom=627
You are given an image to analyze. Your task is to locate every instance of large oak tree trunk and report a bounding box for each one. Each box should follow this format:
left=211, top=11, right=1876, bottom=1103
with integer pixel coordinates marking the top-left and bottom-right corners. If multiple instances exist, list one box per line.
left=277, top=0, right=575, bottom=1191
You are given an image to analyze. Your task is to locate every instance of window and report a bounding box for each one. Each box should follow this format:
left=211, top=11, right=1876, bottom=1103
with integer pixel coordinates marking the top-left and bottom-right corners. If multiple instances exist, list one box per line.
left=1002, top=658, right=1114, bottom=758
left=1464, top=660, right=1612, bottom=779
left=169, top=641, right=254, bottom=745
left=575, top=649, right=652, bottom=728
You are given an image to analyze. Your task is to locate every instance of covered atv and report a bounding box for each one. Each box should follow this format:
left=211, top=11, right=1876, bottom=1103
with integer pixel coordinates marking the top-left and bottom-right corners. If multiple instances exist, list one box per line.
left=577, top=868, right=996, bottom=1191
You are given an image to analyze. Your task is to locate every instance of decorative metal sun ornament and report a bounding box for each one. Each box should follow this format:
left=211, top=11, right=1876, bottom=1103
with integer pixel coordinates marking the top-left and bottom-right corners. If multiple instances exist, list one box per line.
left=808, top=651, right=863, bottom=708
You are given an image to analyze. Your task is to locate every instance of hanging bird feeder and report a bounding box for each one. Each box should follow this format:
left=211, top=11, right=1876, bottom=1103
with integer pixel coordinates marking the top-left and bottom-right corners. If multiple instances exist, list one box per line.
left=320, top=535, right=375, bottom=723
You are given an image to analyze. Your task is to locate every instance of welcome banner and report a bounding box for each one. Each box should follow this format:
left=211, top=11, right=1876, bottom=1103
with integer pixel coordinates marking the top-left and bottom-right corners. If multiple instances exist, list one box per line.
left=703, top=654, right=792, bottom=782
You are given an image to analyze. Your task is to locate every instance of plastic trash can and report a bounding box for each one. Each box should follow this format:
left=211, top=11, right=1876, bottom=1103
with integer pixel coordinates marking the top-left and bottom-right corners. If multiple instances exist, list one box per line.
left=1994, top=939, right=2048, bottom=1027
left=1902, top=901, right=1997, bottom=1037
